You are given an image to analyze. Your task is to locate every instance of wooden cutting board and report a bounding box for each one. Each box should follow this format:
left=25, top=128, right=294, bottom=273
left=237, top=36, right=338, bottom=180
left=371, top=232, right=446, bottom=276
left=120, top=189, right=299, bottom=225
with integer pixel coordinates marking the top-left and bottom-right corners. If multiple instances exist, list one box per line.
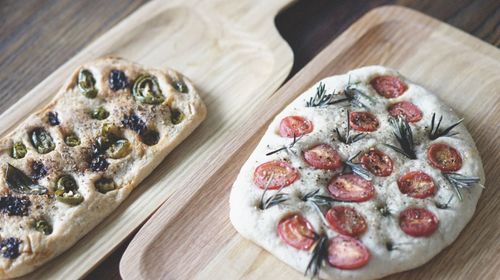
left=0, top=0, right=296, bottom=278
left=119, top=5, right=500, bottom=280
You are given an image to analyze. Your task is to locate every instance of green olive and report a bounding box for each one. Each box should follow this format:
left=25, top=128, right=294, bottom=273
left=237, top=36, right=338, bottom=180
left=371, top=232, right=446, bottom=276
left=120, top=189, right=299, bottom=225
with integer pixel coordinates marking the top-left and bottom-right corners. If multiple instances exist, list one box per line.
left=101, top=123, right=118, bottom=137
left=132, top=75, right=164, bottom=105
left=170, top=109, right=185, bottom=125
left=64, top=134, right=81, bottom=147
left=11, top=142, right=27, bottom=159
left=77, top=69, right=98, bottom=98
left=106, top=139, right=131, bottom=159
left=6, top=163, right=48, bottom=195
left=34, top=219, right=52, bottom=235
left=140, top=130, right=160, bottom=146
left=30, top=128, right=55, bottom=154
left=55, top=175, right=83, bottom=205
left=91, top=106, right=109, bottom=120
left=172, top=79, right=188, bottom=93
left=94, top=178, right=116, bottom=194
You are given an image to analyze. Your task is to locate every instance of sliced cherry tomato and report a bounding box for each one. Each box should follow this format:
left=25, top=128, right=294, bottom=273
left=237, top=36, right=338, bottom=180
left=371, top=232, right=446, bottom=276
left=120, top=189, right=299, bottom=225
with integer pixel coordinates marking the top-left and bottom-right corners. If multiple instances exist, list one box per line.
left=388, top=101, right=423, bottom=123
left=399, top=207, right=439, bottom=237
left=326, top=206, right=367, bottom=237
left=279, top=116, right=313, bottom=138
left=253, top=160, right=299, bottom=190
left=360, top=148, right=393, bottom=177
left=370, top=75, right=407, bottom=98
left=327, top=174, right=375, bottom=202
left=397, top=171, right=436, bottom=199
left=303, top=144, right=342, bottom=170
left=349, top=111, right=379, bottom=132
left=427, top=143, right=462, bottom=172
left=327, top=235, right=370, bottom=269
left=277, top=214, right=316, bottom=250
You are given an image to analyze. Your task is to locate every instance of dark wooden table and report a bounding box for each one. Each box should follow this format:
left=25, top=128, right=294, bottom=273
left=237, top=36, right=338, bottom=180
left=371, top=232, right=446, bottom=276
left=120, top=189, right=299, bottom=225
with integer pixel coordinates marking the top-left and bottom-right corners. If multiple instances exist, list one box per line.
left=1, top=0, right=498, bottom=279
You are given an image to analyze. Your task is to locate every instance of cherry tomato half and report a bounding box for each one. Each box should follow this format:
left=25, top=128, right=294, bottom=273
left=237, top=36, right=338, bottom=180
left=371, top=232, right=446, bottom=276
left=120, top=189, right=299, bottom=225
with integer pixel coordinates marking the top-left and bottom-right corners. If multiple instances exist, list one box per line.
left=427, top=143, right=462, bottom=172
left=360, top=148, right=394, bottom=177
left=253, top=160, right=299, bottom=190
left=303, top=144, right=342, bottom=170
left=399, top=207, right=439, bottom=237
left=370, top=75, right=408, bottom=98
left=388, top=101, right=423, bottom=123
left=326, top=206, right=367, bottom=237
left=397, top=171, right=436, bottom=199
left=277, top=214, right=317, bottom=250
left=279, top=116, right=313, bottom=138
left=349, top=111, right=379, bottom=132
left=327, top=235, right=370, bottom=269
left=327, top=174, right=375, bottom=202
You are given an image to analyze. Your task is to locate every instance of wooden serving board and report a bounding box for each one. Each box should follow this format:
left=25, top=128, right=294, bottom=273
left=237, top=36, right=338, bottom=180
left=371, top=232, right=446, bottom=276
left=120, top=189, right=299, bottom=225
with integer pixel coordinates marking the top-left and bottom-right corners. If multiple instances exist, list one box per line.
left=0, top=0, right=296, bottom=278
left=120, top=5, right=500, bottom=280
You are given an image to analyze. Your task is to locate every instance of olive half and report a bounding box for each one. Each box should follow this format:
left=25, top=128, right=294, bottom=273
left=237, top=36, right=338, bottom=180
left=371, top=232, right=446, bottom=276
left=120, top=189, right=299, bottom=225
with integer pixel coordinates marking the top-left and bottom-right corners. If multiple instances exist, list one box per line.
left=30, top=128, right=55, bottom=154
left=34, top=219, right=52, bottom=235
left=64, top=134, right=81, bottom=147
left=132, top=75, right=164, bottom=105
left=91, top=106, right=110, bottom=120
left=11, top=142, right=27, bottom=159
left=106, top=139, right=131, bottom=159
left=95, top=178, right=116, bottom=194
left=5, top=164, right=48, bottom=195
left=55, top=175, right=84, bottom=205
left=170, top=109, right=185, bottom=125
left=172, top=79, right=188, bottom=93
left=77, top=69, right=98, bottom=98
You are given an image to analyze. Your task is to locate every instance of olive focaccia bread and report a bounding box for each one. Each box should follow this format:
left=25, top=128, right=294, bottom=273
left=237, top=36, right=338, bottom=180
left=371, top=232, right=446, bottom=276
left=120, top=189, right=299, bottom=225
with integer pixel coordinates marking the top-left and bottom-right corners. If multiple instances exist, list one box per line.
left=0, top=57, right=206, bottom=278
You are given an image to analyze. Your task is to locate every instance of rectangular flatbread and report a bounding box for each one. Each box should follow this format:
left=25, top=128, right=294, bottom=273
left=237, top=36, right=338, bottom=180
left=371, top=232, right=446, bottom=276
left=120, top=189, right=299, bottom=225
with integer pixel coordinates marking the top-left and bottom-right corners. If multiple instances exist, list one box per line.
left=0, top=57, right=206, bottom=278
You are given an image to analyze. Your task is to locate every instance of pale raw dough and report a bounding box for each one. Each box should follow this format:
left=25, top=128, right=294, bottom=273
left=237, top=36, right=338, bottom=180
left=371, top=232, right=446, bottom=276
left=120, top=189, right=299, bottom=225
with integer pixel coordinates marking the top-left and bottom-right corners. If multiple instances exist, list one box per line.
left=229, top=66, right=484, bottom=279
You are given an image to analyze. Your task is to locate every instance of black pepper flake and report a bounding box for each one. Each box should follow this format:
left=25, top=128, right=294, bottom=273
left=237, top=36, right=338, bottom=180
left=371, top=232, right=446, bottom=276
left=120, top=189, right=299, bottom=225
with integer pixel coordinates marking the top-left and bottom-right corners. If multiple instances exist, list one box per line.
left=0, top=238, right=21, bottom=259
left=109, top=70, right=129, bottom=91
left=31, top=161, right=48, bottom=181
left=47, top=112, right=60, bottom=126
left=0, top=196, right=31, bottom=216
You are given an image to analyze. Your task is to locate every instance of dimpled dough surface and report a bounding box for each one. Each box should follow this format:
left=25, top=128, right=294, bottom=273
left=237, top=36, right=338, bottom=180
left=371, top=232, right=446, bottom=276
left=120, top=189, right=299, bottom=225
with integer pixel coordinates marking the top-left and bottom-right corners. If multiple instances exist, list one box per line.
left=229, top=66, right=484, bottom=279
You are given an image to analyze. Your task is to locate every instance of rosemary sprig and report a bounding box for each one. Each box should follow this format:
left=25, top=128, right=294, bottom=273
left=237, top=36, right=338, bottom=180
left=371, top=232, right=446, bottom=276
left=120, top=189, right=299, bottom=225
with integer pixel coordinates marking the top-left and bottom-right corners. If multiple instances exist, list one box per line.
left=343, top=82, right=377, bottom=109
left=384, top=117, right=417, bottom=159
left=344, top=152, right=372, bottom=181
left=266, top=134, right=303, bottom=156
left=443, top=173, right=482, bottom=202
left=259, top=174, right=290, bottom=209
left=306, top=83, right=339, bottom=107
left=303, top=189, right=338, bottom=206
left=334, top=110, right=366, bottom=144
left=435, top=194, right=454, bottom=209
left=429, top=113, right=463, bottom=140
left=305, top=234, right=329, bottom=279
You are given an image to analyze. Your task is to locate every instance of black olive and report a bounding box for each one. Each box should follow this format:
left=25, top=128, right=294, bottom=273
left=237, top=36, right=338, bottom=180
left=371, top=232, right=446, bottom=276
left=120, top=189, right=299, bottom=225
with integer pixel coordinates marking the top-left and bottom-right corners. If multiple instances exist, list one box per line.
left=121, top=114, right=146, bottom=135
left=140, top=129, right=160, bottom=146
left=109, top=70, right=129, bottom=91
left=0, top=238, right=21, bottom=259
left=0, top=195, right=31, bottom=216
left=31, top=161, right=48, bottom=181
left=47, top=112, right=60, bottom=126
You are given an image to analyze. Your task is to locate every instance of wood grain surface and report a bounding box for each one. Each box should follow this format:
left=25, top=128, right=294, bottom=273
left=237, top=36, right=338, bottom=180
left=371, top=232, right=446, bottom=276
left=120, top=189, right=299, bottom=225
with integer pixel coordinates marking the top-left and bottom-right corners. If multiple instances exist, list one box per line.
left=0, top=0, right=498, bottom=279
left=119, top=5, right=500, bottom=280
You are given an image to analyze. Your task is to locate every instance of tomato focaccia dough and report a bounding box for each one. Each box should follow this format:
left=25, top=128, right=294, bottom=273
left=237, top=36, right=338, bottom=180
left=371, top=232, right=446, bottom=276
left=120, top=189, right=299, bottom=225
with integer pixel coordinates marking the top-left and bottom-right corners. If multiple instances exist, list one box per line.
left=229, top=66, right=484, bottom=279
left=0, top=57, right=206, bottom=278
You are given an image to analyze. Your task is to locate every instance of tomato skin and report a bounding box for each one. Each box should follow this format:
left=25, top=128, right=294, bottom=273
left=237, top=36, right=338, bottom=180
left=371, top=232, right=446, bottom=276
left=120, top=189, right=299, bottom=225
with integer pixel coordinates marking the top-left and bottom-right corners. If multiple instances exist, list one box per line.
left=303, top=144, right=342, bottom=170
left=427, top=143, right=462, bottom=172
left=388, top=101, right=423, bottom=123
left=327, top=235, right=370, bottom=269
left=360, top=148, right=394, bottom=177
left=326, top=206, right=367, bottom=237
left=253, top=160, right=299, bottom=190
left=327, top=174, right=375, bottom=202
left=397, top=171, right=436, bottom=199
left=277, top=214, right=317, bottom=250
left=370, top=75, right=408, bottom=98
left=349, top=111, right=379, bottom=132
left=279, top=116, right=313, bottom=138
left=399, top=208, right=439, bottom=237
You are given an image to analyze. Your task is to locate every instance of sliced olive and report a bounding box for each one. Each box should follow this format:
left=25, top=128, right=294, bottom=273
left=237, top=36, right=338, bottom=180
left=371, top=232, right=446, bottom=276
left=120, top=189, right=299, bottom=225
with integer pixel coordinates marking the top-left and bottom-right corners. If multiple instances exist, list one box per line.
left=95, top=178, right=116, bottom=194
left=64, top=134, right=81, bottom=147
left=101, top=123, right=118, bottom=137
left=77, top=69, right=98, bottom=98
left=132, top=75, right=164, bottom=105
left=30, top=128, right=55, bottom=154
left=91, top=106, right=109, bottom=120
left=55, top=175, right=83, bottom=205
left=11, top=142, right=27, bottom=159
left=34, top=219, right=52, bottom=235
left=170, top=109, right=185, bottom=125
left=172, top=79, right=188, bottom=93
left=6, top=164, right=47, bottom=195
left=106, top=139, right=131, bottom=159
left=140, top=129, right=160, bottom=146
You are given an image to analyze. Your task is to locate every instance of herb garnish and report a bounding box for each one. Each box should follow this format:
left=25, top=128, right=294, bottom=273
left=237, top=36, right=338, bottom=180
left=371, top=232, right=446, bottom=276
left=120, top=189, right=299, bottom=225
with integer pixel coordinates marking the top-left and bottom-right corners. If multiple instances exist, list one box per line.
left=343, top=152, right=372, bottom=181
left=306, top=83, right=338, bottom=107
left=302, top=189, right=338, bottom=206
left=259, top=174, right=289, bottom=209
left=435, top=195, right=454, bottom=209
left=305, top=77, right=375, bottom=109
left=334, top=110, right=366, bottom=144
left=305, top=233, right=328, bottom=279
left=443, top=173, right=482, bottom=202
left=266, top=134, right=303, bottom=156
left=429, top=113, right=463, bottom=140
left=384, top=117, right=417, bottom=159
